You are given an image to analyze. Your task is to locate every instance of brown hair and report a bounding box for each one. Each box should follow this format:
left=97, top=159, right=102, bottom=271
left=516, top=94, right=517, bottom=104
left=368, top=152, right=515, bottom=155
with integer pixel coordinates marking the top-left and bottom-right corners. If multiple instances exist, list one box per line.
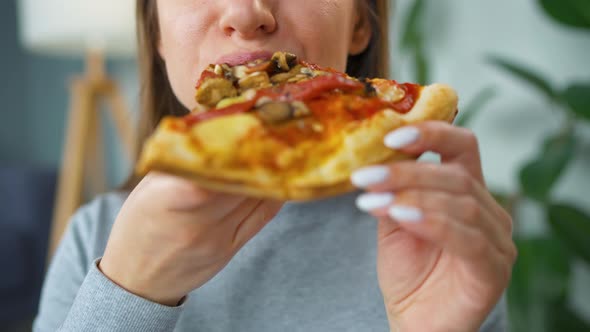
left=126, top=0, right=391, bottom=189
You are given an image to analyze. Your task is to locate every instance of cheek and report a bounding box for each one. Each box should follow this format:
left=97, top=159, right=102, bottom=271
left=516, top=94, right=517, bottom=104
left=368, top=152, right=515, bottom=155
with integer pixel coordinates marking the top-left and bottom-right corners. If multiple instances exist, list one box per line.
left=283, top=0, right=354, bottom=71
left=159, top=8, right=212, bottom=109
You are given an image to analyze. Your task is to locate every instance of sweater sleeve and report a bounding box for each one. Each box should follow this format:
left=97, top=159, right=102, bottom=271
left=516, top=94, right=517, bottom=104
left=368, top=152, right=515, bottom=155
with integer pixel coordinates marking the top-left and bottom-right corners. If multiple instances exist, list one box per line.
left=33, top=197, right=184, bottom=332
left=480, top=294, right=509, bottom=332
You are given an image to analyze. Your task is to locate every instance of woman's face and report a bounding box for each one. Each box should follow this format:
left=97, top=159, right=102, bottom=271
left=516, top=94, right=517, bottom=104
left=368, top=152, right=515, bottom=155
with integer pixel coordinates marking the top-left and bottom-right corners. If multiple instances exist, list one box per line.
left=156, top=0, right=370, bottom=109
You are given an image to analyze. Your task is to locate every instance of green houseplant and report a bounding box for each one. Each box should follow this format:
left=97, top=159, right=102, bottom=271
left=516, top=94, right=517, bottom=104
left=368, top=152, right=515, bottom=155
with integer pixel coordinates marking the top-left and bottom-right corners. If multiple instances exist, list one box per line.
left=398, top=0, right=590, bottom=331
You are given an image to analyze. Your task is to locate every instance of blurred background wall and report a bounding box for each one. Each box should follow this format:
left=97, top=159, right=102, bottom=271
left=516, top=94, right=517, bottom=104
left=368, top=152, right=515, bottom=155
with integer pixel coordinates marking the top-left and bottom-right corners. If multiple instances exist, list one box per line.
left=0, top=0, right=588, bottom=331
left=0, top=1, right=137, bottom=188
left=0, top=1, right=26, bottom=162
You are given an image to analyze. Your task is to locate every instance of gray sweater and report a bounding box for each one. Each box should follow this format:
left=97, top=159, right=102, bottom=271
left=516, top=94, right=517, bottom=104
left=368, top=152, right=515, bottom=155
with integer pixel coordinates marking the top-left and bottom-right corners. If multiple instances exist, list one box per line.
left=33, top=192, right=507, bottom=332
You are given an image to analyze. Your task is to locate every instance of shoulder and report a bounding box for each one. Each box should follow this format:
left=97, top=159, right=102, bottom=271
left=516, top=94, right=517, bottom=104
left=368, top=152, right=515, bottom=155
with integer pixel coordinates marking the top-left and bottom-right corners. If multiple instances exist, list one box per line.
left=63, top=191, right=128, bottom=265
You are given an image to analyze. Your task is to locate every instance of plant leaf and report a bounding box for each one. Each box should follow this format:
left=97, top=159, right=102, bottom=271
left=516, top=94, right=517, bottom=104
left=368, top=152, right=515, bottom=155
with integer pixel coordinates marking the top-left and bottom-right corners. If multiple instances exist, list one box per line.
left=400, top=0, right=427, bottom=50
left=490, top=191, right=511, bottom=209
left=561, top=83, right=590, bottom=121
left=548, top=300, right=590, bottom=332
left=488, top=56, right=557, bottom=101
left=539, top=0, right=590, bottom=29
left=414, top=44, right=429, bottom=84
left=508, top=236, right=571, bottom=332
left=455, top=86, right=497, bottom=127
left=519, top=133, right=576, bottom=202
left=548, top=203, right=590, bottom=264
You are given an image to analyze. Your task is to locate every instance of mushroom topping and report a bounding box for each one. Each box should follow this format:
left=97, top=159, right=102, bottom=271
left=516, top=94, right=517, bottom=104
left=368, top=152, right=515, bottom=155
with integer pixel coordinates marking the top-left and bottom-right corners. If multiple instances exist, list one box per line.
left=220, top=63, right=235, bottom=81
left=255, top=100, right=312, bottom=125
left=291, top=101, right=311, bottom=117
left=195, top=78, right=237, bottom=107
left=270, top=52, right=298, bottom=73
left=232, top=65, right=249, bottom=79
left=256, top=101, right=294, bottom=124
left=270, top=64, right=305, bottom=84
left=215, top=89, right=257, bottom=109
left=213, top=64, right=224, bottom=76
left=300, top=67, right=314, bottom=77
left=238, top=71, right=271, bottom=90
left=287, top=74, right=309, bottom=84
left=255, top=96, right=273, bottom=107
left=270, top=72, right=296, bottom=84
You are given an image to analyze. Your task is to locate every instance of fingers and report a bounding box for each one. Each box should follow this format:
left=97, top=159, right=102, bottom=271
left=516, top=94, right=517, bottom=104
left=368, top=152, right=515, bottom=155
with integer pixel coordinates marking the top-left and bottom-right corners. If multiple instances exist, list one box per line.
left=352, top=162, right=477, bottom=195
left=138, top=172, right=285, bottom=251
left=383, top=122, right=484, bottom=183
left=230, top=200, right=284, bottom=249
left=388, top=208, right=490, bottom=260
left=352, top=162, right=512, bottom=233
left=376, top=213, right=512, bottom=284
left=359, top=190, right=514, bottom=258
left=139, top=172, right=248, bottom=221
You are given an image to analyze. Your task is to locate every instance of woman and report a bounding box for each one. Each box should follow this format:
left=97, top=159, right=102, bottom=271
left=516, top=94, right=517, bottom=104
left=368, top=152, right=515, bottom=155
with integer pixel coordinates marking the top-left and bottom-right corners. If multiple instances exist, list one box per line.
left=34, top=0, right=516, bottom=331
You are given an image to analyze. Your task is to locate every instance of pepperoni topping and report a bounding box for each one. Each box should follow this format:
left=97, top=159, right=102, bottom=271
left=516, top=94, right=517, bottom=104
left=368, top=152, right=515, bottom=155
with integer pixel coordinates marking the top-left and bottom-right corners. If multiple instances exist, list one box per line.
left=185, top=74, right=420, bottom=126
left=391, top=83, right=421, bottom=114
left=279, top=75, right=365, bottom=101
left=185, top=99, right=258, bottom=126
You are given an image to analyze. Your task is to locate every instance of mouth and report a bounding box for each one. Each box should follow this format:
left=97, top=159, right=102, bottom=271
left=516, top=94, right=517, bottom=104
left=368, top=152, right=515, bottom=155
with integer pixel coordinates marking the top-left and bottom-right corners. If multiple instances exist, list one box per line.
left=215, top=50, right=275, bottom=67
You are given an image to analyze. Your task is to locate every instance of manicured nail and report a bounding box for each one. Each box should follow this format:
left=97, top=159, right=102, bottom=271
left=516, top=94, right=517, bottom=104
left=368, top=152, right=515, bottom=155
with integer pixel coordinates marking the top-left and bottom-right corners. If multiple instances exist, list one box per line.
left=388, top=206, right=423, bottom=223
left=351, top=166, right=390, bottom=188
left=356, top=192, right=395, bottom=212
left=384, top=127, right=420, bottom=149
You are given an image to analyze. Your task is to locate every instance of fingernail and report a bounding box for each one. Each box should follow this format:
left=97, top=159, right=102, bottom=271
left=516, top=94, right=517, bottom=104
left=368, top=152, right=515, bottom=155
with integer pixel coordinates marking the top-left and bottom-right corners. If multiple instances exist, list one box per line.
left=388, top=206, right=423, bottom=223
left=384, top=127, right=420, bottom=149
left=356, top=192, right=395, bottom=212
left=351, top=166, right=390, bottom=188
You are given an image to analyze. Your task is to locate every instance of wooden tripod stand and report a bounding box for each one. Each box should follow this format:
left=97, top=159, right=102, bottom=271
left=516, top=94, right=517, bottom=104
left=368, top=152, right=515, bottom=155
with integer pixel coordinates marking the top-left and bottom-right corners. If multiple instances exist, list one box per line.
left=48, top=51, right=135, bottom=258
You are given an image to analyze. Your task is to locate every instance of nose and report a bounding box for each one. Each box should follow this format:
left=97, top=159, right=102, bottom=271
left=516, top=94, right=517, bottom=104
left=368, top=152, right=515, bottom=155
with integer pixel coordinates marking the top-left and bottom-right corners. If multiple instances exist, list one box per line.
left=218, top=0, right=277, bottom=39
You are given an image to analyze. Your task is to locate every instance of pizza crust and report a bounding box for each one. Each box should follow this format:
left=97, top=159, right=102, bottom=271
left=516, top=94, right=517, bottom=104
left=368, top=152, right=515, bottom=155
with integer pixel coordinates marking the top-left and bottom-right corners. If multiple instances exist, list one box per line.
left=401, top=83, right=458, bottom=123
left=136, top=83, right=458, bottom=201
left=286, top=84, right=458, bottom=199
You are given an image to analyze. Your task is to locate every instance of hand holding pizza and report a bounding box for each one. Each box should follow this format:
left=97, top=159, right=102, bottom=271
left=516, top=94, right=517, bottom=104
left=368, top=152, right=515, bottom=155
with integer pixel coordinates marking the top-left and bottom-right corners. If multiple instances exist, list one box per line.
left=352, top=122, right=517, bottom=332
left=99, top=172, right=283, bottom=306
left=128, top=53, right=515, bottom=327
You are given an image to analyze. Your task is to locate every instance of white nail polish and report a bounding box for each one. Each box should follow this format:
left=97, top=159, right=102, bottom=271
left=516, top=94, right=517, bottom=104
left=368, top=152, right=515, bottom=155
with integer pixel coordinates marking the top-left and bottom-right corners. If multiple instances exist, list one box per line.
left=351, top=166, right=390, bottom=188
left=356, top=193, right=395, bottom=212
left=384, top=127, right=420, bottom=149
left=388, top=206, right=423, bottom=223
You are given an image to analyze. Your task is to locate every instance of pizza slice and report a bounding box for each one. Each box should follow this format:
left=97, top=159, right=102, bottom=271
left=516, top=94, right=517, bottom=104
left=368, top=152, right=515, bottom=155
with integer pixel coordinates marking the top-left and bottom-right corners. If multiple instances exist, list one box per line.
left=136, top=52, right=459, bottom=201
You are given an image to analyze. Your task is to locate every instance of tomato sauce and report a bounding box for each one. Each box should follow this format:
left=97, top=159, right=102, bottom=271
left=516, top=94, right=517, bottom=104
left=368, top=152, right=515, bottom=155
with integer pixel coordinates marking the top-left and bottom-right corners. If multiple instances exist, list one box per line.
left=185, top=74, right=421, bottom=126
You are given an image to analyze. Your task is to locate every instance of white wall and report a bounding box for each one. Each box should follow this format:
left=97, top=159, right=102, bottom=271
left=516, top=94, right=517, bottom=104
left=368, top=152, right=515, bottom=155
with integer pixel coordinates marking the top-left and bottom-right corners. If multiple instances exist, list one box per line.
left=393, top=0, right=590, bottom=319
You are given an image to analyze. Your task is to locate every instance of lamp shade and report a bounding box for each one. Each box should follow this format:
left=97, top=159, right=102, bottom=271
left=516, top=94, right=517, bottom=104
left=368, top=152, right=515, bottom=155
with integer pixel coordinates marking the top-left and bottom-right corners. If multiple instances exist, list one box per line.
left=17, top=0, right=137, bottom=58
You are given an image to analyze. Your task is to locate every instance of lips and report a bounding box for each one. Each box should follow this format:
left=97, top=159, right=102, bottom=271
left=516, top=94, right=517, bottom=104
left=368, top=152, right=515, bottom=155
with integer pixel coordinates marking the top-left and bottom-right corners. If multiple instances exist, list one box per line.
left=215, top=50, right=275, bottom=66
